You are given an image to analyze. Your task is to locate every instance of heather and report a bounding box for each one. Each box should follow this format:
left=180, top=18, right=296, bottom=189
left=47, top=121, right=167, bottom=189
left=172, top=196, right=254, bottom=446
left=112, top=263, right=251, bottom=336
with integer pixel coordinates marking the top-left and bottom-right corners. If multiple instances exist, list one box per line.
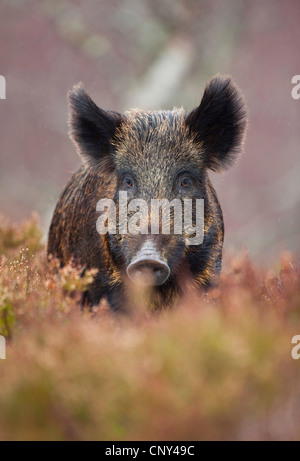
left=0, top=216, right=299, bottom=441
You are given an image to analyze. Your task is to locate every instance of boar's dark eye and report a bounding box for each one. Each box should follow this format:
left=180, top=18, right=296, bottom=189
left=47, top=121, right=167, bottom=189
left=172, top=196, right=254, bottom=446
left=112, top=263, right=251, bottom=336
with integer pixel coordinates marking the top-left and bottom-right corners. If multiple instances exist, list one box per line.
left=180, top=177, right=192, bottom=188
left=124, top=177, right=134, bottom=188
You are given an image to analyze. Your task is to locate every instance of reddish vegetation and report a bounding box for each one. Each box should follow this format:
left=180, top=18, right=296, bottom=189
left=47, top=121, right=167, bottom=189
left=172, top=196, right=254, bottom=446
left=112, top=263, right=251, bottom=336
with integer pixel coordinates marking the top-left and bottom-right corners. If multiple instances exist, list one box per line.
left=0, top=216, right=299, bottom=440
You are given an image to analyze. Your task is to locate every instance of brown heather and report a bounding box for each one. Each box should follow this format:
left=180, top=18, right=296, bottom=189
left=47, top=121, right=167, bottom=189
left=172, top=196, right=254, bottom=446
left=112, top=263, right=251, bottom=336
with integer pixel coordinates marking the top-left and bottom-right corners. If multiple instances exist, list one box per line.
left=0, top=216, right=299, bottom=441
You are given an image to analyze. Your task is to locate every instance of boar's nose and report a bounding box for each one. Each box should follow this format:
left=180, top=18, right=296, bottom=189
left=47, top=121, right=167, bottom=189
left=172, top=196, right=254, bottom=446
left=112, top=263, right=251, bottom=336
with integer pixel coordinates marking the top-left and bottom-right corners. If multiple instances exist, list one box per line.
left=127, top=259, right=170, bottom=286
left=127, top=243, right=170, bottom=287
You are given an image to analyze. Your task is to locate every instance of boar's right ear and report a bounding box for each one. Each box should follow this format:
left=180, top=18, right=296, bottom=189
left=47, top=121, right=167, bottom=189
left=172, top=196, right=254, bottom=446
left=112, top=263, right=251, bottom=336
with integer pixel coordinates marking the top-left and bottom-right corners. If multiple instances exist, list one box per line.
left=68, top=83, right=125, bottom=169
left=185, top=75, right=247, bottom=172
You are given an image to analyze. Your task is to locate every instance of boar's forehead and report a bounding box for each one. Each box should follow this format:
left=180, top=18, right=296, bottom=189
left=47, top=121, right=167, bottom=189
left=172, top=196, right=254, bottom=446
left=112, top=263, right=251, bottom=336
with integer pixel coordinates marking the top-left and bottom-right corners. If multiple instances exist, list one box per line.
left=112, top=109, right=204, bottom=178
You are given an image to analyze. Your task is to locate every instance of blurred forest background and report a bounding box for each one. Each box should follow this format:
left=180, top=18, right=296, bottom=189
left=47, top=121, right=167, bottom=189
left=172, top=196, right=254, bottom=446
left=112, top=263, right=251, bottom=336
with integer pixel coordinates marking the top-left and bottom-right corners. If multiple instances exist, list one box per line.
left=0, top=0, right=299, bottom=262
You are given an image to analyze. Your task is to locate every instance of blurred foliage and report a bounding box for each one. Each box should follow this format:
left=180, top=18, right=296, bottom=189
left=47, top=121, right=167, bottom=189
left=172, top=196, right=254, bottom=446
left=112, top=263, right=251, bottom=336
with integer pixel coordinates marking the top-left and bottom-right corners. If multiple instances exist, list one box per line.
left=0, top=217, right=299, bottom=440
left=0, top=214, right=43, bottom=257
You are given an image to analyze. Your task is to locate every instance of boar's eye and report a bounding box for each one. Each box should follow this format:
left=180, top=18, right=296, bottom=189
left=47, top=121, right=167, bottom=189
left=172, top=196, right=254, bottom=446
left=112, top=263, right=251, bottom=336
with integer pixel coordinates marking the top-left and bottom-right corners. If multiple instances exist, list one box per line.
left=124, top=177, right=134, bottom=188
left=180, top=177, right=192, bottom=188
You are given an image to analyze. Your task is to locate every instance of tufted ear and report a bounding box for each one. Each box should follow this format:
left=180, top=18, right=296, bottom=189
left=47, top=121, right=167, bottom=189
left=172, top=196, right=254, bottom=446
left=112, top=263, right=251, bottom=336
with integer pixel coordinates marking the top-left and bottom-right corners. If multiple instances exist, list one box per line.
left=68, top=83, right=125, bottom=169
left=185, top=75, right=247, bottom=172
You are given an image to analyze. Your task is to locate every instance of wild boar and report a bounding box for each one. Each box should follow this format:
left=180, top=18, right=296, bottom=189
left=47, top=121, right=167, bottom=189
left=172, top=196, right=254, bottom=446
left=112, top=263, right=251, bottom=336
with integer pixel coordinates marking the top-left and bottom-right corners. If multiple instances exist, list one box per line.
left=48, top=74, right=247, bottom=310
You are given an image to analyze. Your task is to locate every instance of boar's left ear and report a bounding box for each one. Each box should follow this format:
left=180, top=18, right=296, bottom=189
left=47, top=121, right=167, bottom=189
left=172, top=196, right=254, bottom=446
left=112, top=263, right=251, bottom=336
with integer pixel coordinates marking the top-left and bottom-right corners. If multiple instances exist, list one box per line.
left=185, top=75, right=247, bottom=172
left=68, top=83, right=125, bottom=169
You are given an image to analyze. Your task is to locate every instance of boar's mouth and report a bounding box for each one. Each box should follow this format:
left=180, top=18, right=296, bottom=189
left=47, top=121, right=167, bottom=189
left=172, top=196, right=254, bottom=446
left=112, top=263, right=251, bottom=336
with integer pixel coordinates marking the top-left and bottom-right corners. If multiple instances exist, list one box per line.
left=126, top=242, right=170, bottom=287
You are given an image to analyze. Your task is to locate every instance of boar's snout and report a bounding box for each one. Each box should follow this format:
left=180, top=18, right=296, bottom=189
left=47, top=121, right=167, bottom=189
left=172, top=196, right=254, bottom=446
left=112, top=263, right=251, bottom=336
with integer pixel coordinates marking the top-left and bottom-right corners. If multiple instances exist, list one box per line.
left=127, top=242, right=170, bottom=287
left=127, top=260, right=170, bottom=286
